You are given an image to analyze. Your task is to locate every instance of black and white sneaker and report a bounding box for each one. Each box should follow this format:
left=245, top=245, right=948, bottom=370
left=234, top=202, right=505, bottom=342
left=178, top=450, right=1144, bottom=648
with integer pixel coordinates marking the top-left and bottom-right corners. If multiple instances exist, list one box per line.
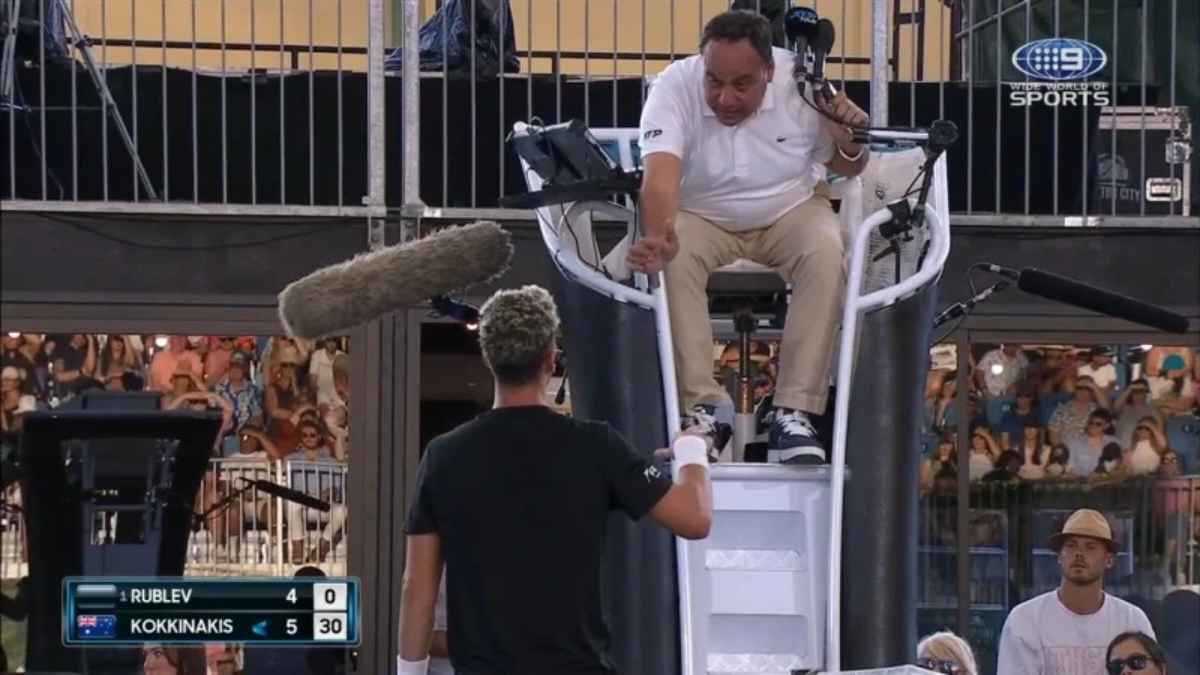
left=683, top=403, right=733, bottom=462
left=768, top=408, right=826, bottom=465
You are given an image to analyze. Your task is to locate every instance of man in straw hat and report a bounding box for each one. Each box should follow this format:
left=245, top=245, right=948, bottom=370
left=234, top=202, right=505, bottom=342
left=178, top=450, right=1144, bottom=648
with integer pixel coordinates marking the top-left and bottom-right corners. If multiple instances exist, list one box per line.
left=998, top=508, right=1154, bottom=675
left=396, top=285, right=713, bottom=675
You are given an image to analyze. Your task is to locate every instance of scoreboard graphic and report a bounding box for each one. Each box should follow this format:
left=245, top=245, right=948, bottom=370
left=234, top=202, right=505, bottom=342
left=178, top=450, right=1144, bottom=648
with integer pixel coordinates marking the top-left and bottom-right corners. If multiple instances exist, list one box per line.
left=63, top=577, right=360, bottom=646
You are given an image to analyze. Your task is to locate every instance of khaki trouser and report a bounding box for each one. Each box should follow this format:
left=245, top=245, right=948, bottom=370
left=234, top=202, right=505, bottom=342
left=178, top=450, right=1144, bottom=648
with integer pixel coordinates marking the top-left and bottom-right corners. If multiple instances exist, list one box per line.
left=665, top=195, right=846, bottom=415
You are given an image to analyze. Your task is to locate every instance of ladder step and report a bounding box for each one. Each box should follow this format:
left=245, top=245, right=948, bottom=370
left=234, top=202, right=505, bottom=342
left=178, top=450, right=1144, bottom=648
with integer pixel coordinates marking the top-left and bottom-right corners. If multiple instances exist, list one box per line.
left=707, top=652, right=806, bottom=674
left=706, top=548, right=804, bottom=572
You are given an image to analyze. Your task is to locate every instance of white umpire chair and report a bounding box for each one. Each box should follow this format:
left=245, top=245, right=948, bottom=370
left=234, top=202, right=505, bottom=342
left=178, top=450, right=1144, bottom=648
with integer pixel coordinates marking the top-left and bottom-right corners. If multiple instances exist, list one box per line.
left=513, top=120, right=950, bottom=675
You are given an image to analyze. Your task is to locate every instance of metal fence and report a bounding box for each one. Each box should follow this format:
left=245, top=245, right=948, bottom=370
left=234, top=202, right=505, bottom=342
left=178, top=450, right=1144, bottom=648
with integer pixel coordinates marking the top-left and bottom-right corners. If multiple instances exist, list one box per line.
left=2, top=1, right=1192, bottom=224
left=917, top=475, right=1200, bottom=675
left=0, top=456, right=350, bottom=581
left=1, top=0, right=385, bottom=216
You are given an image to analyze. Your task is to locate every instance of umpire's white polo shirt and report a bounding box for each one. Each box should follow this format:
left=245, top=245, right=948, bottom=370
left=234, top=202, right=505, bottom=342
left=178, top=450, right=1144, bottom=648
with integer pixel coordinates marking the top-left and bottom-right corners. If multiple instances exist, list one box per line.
left=639, top=47, right=836, bottom=232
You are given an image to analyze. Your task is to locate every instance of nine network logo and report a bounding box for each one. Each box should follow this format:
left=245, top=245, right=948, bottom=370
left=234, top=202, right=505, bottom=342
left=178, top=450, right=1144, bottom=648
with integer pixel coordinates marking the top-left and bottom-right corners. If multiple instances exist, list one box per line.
left=1009, top=38, right=1111, bottom=107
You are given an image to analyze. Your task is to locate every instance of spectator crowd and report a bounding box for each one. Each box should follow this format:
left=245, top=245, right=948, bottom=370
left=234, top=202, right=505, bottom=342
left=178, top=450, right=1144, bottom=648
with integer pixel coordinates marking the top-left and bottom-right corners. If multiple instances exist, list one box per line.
left=1, top=332, right=350, bottom=463
left=1, top=331, right=352, bottom=568
left=920, top=344, right=1199, bottom=492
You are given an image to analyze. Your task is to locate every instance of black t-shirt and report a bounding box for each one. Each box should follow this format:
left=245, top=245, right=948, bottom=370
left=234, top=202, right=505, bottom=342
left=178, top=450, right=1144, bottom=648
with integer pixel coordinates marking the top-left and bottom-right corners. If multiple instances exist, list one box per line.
left=405, top=405, right=672, bottom=675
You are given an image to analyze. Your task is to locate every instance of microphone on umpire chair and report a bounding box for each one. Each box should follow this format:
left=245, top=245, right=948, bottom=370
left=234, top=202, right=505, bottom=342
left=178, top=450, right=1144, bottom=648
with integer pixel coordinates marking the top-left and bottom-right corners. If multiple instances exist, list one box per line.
left=784, top=6, right=818, bottom=96
left=983, top=264, right=1189, bottom=334
left=810, top=19, right=837, bottom=102
left=278, top=221, right=514, bottom=339
left=239, top=477, right=331, bottom=512
left=932, top=280, right=1010, bottom=328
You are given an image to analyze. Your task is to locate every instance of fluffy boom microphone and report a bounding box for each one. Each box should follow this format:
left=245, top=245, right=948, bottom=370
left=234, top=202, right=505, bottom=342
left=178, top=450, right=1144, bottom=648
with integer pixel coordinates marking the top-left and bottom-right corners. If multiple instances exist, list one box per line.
left=278, top=221, right=513, bottom=339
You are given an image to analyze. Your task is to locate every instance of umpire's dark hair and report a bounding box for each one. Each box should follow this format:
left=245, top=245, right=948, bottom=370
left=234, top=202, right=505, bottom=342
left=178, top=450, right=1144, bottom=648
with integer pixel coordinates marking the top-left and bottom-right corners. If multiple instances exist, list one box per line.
left=700, top=10, right=774, bottom=65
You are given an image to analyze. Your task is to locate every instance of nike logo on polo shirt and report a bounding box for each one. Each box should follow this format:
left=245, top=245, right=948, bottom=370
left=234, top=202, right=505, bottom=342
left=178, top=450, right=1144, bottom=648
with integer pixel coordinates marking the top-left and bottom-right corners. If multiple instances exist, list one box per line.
left=776, top=136, right=787, bottom=142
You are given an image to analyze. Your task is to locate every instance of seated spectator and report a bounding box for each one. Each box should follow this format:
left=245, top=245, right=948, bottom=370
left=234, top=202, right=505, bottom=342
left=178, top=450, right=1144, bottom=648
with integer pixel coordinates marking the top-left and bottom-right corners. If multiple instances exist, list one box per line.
left=141, top=643, right=206, bottom=674
left=1047, top=375, right=1104, bottom=444
left=265, top=345, right=312, bottom=451
left=1090, top=441, right=1127, bottom=480
left=1, top=367, right=38, bottom=434
left=1106, top=631, right=1168, bottom=675
left=161, top=365, right=205, bottom=408
left=309, top=336, right=345, bottom=408
left=1127, top=417, right=1170, bottom=476
left=1078, top=346, right=1118, bottom=394
left=1146, top=346, right=1196, bottom=416
left=931, top=463, right=958, bottom=494
left=1115, top=379, right=1162, bottom=447
left=203, top=336, right=237, bottom=389
left=215, top=351, right=263, bottom=435
left=968, top=425, right=1000, bottom=482
left=916, top=630, right=979, bottom=675
left=1030, top=345, right=1070, bottom=396
left=51, top=334, right=96, bottom=397
left=286, top=418, right=346, bottom=563
left=324, top=403, right=350, bottom=461
left=921, top=434, right=957, bottom=493
left=148, top=336, right=203, bottom=393
left=97, top=334, right=143, bottom=391
left=1044, top=443, right=1073, bottom=478
left=1014, top=422, right=1050, bottom=480
left=1, top=333, right=38, bottom=392
left=925, top=372, right=957, bottom=436
left=997, top=386, right=1040, bottom=449
left=997, top=509, right=1154, bottom=675
left=1066, top=409, right=1119, bottom=476
left=974, top=344, right=1028, bottom=399
left=983, top=449, right=1024, bottom=483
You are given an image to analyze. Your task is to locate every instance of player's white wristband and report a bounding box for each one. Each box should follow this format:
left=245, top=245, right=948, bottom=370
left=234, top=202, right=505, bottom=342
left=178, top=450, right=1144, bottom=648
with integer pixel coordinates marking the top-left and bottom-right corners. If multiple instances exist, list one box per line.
left=672, top=435, right=710, bottom=474
left=397, top=656, right=429, bottom=675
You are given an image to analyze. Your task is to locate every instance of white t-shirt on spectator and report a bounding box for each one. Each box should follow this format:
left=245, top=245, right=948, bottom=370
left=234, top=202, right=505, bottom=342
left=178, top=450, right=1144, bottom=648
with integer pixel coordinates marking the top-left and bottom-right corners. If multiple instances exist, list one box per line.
left=1077, top=363, right=1117, bottom=390
left=969, top=452, right=994, bottom=482
left=638, top=47, right=836, bottom=231
left=309, top=349, right=341, bottom=407
left=997, top=590, right=1154, bottom=675
left=977, top=348, right=1028, bottom=398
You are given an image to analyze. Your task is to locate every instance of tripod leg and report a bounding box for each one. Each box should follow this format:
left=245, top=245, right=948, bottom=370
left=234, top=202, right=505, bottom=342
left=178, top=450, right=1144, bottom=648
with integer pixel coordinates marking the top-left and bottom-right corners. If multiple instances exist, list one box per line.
left=57, top=0, right=158, bottom=200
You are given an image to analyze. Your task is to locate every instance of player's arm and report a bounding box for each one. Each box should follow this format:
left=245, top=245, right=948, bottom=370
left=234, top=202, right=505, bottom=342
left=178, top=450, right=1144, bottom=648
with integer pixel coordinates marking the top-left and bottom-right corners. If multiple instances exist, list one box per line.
left=648, top=463, right=713, bottom=540
left=647, top=435, right=713, bottom=540
left=398, top=533, right=443, bottom=671
left=605, top=429, right=711, bottom=540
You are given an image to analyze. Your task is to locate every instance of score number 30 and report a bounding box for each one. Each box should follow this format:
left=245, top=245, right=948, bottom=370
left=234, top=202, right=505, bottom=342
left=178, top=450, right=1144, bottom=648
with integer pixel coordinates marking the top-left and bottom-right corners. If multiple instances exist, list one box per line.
left=286, top=582, right=350, bottom=641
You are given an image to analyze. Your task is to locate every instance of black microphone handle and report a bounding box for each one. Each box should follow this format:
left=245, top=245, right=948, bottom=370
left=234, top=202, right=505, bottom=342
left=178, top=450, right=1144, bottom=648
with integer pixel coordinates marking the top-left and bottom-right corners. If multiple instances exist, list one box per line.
left=1016, top=268, right=1189, bottom=334
left=790, top=35, right=809, bottom=97
left=241, top=477, right=332, bottom=512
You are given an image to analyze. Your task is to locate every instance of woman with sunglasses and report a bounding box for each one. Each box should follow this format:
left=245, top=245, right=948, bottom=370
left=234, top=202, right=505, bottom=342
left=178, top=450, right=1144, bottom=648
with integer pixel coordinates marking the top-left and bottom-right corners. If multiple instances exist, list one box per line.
left=1114, top=380, right=1162, bottom=447
left=1106, top=631, right=1167, bottom=674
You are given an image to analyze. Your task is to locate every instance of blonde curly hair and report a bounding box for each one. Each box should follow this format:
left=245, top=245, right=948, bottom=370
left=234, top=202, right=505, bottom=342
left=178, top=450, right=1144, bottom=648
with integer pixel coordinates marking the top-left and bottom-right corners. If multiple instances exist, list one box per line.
left=917, top=631, right=979, bottom=675
left=478, top=285, right=560, bottom=385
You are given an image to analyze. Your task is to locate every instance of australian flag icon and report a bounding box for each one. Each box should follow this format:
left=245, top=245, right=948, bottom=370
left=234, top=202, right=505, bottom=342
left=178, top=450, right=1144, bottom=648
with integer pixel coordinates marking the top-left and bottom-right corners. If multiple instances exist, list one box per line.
left=77, top=614, right=117, bottom=638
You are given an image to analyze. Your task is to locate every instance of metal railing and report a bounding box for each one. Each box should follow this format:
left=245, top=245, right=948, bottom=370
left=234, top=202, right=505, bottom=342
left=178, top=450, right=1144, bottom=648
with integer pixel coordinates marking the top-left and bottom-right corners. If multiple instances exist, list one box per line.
left=1, top=0, right=386, bottom=216
left=0, top=456, right=350, bottom=581
left=917, top=475, right=1200, bottom=675
left=1, top=2, right=1194, bottom=221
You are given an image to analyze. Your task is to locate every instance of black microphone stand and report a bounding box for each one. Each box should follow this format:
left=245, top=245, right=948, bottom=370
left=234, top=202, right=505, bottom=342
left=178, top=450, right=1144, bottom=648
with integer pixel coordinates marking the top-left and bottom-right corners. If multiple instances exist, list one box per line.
left=192, top=481, right=258, bottom=532
left=851, top=120, right=959, bottom=240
